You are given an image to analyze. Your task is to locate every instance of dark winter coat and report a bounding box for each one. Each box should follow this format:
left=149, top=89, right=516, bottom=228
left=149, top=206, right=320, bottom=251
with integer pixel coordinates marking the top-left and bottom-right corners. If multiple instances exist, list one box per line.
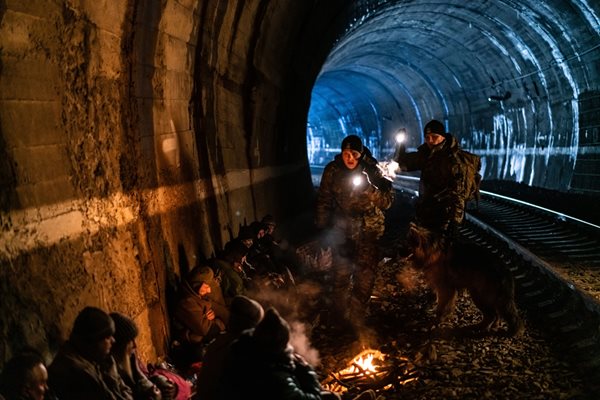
left=214, top=259, right=247, bottom=305
left=48, top=342, right=133, bottom=400
left=315, top=154, right=394, bottom=242
left=218, top=333, right=323, bottom=400
left=173, top=280, right=224, bottom=344
left=396, top=134, right=465, bottom=229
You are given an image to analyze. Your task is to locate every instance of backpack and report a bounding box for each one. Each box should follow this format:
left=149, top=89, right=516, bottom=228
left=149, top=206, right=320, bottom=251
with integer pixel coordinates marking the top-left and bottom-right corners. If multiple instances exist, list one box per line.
left=454, top=150, right=482, bottom=207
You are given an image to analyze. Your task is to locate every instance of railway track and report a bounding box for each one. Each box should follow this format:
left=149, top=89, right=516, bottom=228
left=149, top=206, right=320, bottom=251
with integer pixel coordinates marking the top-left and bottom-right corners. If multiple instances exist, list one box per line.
left=461, top=194, right=600, bottom=386
left=390, top=175, right=600, bottom=388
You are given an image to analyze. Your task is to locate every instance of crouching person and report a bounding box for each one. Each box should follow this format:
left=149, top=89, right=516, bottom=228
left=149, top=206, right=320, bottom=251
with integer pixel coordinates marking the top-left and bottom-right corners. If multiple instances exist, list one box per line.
left=173, top=266, right=226, bottom=363
left=48, top=306, right=133, bottom=400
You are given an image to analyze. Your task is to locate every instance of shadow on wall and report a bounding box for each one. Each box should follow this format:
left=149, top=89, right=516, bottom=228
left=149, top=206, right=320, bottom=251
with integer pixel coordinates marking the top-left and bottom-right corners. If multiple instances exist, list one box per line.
left=0, top=127, right=19, bottom=212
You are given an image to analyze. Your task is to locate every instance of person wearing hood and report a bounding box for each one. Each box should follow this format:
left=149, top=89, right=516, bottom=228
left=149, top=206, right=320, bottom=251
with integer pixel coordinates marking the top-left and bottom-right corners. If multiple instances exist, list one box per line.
left=173, top=266, right=226, bottom=361
left=315, top=135, right=394, bottom=331
left=394, top=119, right=466, bottom=235
left=215, top=240, right=251, bottom=305
left=196, top=295, right=264, bottom=400
left=219, top=307, right=340, bottom=400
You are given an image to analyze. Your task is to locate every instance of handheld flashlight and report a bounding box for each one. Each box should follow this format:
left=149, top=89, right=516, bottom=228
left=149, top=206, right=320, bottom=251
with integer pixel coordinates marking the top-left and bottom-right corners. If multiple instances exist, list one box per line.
left=352, top=175, right=364, bottom=187
left=395, top=129, right=406, bottom=144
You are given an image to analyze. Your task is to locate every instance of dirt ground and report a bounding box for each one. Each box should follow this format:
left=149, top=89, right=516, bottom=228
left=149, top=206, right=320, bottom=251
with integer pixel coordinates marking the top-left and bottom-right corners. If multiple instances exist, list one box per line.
left=306, top=254, right=596, bottom=400
left=299, top=207, right=598, bottom=400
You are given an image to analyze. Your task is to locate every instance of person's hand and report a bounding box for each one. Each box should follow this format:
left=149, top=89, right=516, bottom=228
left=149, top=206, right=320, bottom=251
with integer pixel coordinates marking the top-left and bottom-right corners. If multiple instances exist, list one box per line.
left=204, top=309, right=215, bottom=320
left=145, top=384, right=162, bottom=400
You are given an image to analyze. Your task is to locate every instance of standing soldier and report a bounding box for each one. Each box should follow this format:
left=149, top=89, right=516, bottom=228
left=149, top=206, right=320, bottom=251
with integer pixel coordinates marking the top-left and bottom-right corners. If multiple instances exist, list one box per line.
left=316, top=135, right=394, bottom=331
left=395, top=119, right=476, bottom=238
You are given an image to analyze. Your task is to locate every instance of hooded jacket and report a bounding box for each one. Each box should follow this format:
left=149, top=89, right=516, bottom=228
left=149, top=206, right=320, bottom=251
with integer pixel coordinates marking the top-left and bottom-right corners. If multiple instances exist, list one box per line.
left=173, top=278, right=223, bottom=344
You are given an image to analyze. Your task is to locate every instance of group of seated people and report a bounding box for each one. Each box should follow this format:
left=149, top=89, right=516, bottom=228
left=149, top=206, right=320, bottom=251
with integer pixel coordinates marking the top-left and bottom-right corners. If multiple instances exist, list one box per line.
left=1, top=214, right=357, bottom=400
left=170, top=214, right=297, bottom=359
left=0, top=299, right=344, bottom=400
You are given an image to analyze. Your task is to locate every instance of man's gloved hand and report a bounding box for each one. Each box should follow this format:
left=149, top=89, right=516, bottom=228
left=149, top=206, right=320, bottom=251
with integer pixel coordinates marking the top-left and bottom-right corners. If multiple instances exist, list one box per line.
left=359, top=147, right=392, bottom=191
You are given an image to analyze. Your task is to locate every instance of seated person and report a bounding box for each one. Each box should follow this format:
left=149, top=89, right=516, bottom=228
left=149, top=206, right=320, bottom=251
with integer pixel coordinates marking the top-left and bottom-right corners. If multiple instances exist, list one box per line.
left=236, top=225, right=255, bottom=249
left=48, top=306, right=133, bottom=400
left=109, top=312, right=176, bottom=400
left=196, top=295, right=264, bottom=400
left=214, top=240, right=251, bottom=305
left=172, top=267, right=226, bottom=362
left=0, top=349, right=52, bottom=400
left=259, top=214, right=304, bottom=278
left=219, top=307, right=340, bottom=399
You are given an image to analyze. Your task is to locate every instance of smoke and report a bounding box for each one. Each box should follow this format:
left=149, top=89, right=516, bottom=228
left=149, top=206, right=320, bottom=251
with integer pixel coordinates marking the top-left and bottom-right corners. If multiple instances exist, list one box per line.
left=247, top=281, right=323, bottom=367
left=289, top=320, right=320, bottom=366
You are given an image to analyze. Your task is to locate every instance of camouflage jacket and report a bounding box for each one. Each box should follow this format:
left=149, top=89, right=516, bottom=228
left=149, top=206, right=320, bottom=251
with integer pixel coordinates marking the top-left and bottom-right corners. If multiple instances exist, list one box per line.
left=395, top=134, right=465, bottom=229
left=316, top=154, right=394, bottom=241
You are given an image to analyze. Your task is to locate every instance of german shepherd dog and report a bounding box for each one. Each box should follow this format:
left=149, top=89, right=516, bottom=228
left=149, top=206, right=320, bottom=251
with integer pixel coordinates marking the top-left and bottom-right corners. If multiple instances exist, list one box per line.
left=407, top=223, right=524, bottom=336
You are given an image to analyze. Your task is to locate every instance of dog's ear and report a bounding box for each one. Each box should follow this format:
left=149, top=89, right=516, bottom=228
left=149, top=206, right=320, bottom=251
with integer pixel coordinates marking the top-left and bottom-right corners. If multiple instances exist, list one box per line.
left=409, top=222, right=418, bottom=235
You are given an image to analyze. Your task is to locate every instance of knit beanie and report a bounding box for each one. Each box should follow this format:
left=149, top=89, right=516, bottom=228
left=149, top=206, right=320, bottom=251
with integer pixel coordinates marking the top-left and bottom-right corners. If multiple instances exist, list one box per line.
left=253, top=308, right=290, bottom=352
left=341, top=135, right=363, bottom=153
left=424, top=120, right=445, bottom=135
left=70, top=306, right=115, bottom=342
left=224, top=240, right=249, bottom=264
left=109, top=312, right=139, bottom=345
left=237, top=225, right=255, bottom=241
left=249, top=221, right=267, bottom=235
left=187, top=266, right=214, bottom=291
left=261, top=214, right=276, bottom=226
left=228, top=295, right=264, bottom=334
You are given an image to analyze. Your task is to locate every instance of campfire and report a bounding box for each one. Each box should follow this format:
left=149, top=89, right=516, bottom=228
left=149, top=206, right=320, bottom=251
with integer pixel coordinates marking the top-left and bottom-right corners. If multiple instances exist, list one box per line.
left=322, top=349, right=419, bottom=395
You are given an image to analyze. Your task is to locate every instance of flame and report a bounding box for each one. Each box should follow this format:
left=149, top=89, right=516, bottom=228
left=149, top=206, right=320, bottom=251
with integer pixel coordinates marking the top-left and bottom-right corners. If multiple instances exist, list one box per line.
left=323, top=349, right=418, bottom=394
left=339, top=349, right=384, bottom=375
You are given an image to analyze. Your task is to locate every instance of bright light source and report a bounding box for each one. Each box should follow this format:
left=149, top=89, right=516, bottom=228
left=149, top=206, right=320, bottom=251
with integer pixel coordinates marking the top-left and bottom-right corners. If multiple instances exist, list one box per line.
left=352, top=175, right=363, bottom=187
left=386, top=161, right=399, bottom=176
left=395, top=132, right=406, bottom=144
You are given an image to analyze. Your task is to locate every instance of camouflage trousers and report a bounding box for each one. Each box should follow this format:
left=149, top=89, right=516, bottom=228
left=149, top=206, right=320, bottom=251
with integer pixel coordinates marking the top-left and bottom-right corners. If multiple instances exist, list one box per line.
left=332, top=235, right=380, bottom=322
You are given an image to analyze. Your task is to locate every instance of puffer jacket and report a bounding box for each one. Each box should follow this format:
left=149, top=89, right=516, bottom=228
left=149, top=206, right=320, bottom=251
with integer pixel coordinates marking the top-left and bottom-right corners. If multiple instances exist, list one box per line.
left=218, top=334, right=323, bottom=400
left=395, top=134, right=465, bottom=229
left=315, top=154, right=394, bottom=242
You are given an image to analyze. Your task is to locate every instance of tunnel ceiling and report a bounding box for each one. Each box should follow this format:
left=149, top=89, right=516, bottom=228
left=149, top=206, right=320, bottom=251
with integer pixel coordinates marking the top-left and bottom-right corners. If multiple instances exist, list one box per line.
left=307, top=0, right=600, bottom=159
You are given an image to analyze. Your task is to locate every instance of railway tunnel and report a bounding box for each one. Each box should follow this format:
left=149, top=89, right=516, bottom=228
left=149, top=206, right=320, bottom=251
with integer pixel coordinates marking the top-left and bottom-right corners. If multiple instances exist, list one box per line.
left=1, top=0, right=600, bottom=396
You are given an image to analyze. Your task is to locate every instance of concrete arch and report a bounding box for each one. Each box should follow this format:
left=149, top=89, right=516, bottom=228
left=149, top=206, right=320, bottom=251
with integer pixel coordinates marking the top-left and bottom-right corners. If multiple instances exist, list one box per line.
left=0, top=0, right=598, bottom=364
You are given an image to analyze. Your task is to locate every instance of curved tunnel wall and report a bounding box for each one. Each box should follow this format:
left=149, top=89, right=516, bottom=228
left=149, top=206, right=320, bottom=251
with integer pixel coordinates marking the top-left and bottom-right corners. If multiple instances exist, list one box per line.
left=0, top=0, right=343, bottom=364
left=308, top=0, right=600, bottom=195
left=0, top=0, right=598, bottom=366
